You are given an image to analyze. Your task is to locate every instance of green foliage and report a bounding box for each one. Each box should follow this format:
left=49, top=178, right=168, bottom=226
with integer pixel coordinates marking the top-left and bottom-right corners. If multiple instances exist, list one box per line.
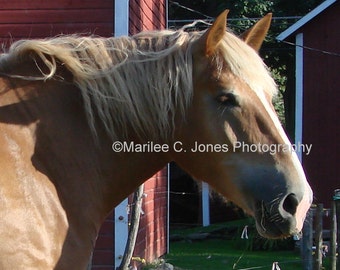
left=217, top=0, right=274, bottom=18
left=141, top=259, right=167, bottom=270
left=169, top=0, right=324, bottom=20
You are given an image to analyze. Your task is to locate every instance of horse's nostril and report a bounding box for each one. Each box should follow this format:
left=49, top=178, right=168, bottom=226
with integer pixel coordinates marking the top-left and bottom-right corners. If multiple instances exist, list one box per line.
left=282, top=193, right=299, bottom=216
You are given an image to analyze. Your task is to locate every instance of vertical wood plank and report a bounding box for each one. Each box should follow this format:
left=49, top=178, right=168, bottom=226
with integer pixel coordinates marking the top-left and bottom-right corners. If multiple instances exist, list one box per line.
left=314, top=204, right=323, bottom=270
left=302, top=209, right=313, bottom=270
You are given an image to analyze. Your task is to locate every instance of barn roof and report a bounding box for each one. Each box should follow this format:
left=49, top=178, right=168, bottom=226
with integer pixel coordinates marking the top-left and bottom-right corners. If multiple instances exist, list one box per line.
left=277, top=0, right=337, bottom=41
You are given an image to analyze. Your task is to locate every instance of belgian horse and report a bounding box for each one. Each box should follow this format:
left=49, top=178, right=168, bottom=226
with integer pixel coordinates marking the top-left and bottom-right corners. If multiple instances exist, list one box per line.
left=0, top=10, right=312, bottom=269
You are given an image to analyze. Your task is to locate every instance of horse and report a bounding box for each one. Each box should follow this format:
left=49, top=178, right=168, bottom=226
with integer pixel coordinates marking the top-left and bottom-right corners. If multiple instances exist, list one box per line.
left=0, top=10, right=312, bottom=269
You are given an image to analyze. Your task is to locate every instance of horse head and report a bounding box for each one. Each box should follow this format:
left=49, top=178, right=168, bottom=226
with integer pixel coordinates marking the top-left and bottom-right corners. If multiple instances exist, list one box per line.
left=172, top=10, right=312, bottom=238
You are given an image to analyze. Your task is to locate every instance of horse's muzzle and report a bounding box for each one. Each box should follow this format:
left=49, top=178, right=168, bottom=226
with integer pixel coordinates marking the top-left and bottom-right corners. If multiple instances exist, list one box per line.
left=254, top=192, right=310, bottom=239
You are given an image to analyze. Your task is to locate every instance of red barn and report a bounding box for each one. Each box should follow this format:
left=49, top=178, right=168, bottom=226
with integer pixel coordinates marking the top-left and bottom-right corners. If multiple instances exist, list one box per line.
left=0, top=1, right=168, bottom=269
left=277, top=0, right=339, bottom=207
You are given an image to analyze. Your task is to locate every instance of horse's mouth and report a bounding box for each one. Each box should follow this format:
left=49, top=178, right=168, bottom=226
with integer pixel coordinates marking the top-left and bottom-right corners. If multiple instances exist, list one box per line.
left=254, top=217, right=298, bottom=239
left=253, top=201, right=299, bottom=239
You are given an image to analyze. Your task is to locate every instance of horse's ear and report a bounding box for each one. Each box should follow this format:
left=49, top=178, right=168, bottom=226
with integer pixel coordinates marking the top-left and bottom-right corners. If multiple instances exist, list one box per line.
left=240, top=13, right=272, bottom=52
left=198, top=10, right=229, bottom=57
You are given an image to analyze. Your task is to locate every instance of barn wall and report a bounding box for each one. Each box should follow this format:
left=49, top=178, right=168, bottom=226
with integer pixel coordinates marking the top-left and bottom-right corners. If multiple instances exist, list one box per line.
left=0, top=0, right=113, bottom=45
left=129, top=0, right=166, bottom=33
left=301, top=1, right=339, bottom=206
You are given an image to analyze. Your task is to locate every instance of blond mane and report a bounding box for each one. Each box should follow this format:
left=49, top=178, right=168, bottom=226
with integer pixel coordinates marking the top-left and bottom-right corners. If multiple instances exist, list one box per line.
left=218, top=32, right=277, bottom=98
left=0, top=24, right=276, bottom=141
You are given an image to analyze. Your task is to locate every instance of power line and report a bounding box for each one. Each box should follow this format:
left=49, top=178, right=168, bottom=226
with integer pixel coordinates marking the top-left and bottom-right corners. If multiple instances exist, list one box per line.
left=169, top=1, right=213, bottom=20
left=279, top=40, right=340, bottom=57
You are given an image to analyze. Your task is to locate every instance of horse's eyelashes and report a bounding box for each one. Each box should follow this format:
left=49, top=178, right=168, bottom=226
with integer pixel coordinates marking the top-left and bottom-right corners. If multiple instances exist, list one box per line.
left=216, top=93, right=238, bottom=107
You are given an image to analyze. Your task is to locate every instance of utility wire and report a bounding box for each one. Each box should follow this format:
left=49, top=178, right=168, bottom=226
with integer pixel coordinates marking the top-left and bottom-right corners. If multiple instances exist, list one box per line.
left=169, top=1, right=213, bottom=20
left=279, top=40, right=340, bottom=57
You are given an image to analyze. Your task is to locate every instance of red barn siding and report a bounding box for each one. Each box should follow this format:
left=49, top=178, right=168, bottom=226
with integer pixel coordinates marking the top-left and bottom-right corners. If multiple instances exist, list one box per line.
left=0, top=0, right=113, bottom=45
left=129, top=0, right=166, bottom=34
left=301, top=1, right=340, bottom=206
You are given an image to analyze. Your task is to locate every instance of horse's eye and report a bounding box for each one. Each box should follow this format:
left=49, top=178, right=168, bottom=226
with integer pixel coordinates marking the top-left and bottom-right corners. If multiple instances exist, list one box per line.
left=216, top=93, right=238, bottom=107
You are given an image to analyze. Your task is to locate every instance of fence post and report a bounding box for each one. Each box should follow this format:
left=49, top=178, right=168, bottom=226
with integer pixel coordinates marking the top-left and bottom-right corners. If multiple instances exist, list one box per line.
left=330, top=200, right=337, bottom=270
left=334, top=189, right=340, bottom=270
left=118, top=184, right=145, bottom=270
left=302, top=208, right=313, bottom=270
left=314, top=204, right=323, bottom=270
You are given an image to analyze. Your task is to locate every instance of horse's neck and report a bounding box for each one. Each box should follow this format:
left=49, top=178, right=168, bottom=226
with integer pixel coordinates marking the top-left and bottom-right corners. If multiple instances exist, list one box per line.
left=0, top=59, right=171, bottom=268
left=0, top=74, right=168, bottom=216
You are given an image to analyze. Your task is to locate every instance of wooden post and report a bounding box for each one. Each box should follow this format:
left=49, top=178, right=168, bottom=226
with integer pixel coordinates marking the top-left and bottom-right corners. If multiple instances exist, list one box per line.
left=118, top=184, right=145, bottom=270
left=314, top=204, right=323, bottom=270
left=334, top=189, right=340, bottom=270
left=302, top=209, right=313, bottom=270
left=330, top=201, right=337, bottom=270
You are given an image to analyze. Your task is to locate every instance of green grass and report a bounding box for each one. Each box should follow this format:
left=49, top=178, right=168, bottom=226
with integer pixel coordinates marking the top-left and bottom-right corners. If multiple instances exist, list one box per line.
left=165, top=220, right=305, bottom=270
left=166, top=239, right=303, bottom=270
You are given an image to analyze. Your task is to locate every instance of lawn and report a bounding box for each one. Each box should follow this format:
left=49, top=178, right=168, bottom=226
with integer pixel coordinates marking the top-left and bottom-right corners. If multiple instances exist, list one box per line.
left=165, top=220, right=305, bottom=270
left=166, top=239, right=303, bottom=270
